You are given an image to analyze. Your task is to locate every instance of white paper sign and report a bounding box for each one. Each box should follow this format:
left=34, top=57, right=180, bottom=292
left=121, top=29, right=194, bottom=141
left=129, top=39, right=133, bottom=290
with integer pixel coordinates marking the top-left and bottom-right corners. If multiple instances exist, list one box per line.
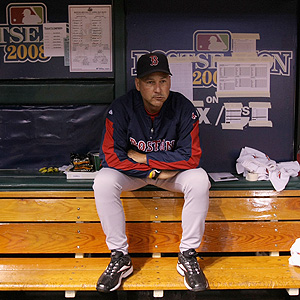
left=69, top=5, right=112, bottom=72
left=43, top=23, right=67, bottom=57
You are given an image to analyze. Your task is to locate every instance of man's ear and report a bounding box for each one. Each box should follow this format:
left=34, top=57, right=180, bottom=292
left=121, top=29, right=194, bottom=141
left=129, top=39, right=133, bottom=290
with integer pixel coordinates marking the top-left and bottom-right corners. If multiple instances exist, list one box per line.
left=135, top=78, right=140, bottom=91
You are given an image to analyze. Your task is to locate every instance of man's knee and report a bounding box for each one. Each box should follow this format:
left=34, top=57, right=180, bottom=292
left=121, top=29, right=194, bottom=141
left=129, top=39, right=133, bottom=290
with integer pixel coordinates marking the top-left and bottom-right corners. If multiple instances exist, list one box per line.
left=93, top=168, right=122, bottom=195
left=184, top=168, right=210, bottom=191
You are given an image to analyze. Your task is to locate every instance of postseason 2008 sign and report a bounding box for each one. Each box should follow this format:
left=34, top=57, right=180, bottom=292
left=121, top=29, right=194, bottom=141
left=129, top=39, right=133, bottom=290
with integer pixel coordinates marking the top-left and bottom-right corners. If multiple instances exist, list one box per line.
left=0, top=3, right=49, bottom=63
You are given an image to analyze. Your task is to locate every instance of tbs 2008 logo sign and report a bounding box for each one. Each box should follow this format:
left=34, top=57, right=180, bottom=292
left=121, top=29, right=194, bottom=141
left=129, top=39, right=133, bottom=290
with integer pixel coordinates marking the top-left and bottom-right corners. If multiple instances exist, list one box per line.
left=0, top=3, right=49, bottom=63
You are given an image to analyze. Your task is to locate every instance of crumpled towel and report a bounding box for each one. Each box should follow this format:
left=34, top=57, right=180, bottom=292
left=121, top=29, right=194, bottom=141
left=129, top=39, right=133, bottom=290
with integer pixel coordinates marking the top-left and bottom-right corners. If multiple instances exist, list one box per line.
left=236, top=147, right=300, bottom=191
left=289, top=238, right=300, bottom=267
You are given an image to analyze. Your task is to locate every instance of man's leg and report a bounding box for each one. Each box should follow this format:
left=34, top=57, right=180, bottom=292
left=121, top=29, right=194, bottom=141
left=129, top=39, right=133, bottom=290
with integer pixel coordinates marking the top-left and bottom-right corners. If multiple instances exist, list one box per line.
left=152, top=168, right=210, bottom=291
left=93, top=167, right=147, bottom=254
left=93, top=168, right=147, bottom=292
left=153, top=168, right=210, bottom=251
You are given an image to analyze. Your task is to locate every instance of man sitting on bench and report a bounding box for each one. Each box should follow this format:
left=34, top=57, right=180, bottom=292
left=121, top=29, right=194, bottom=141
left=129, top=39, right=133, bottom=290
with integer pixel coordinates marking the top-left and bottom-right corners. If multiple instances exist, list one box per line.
left=93, top=52, right=210, bottom=293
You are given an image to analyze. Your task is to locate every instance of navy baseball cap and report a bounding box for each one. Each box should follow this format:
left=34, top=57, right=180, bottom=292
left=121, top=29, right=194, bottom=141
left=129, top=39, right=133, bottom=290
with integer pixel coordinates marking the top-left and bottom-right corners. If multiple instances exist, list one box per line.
left=136, top=52, right=172, bottom=78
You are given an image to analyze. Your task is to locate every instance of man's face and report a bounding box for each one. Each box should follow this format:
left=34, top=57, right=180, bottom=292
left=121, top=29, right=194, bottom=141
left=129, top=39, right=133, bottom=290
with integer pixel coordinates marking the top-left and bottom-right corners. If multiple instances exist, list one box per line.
left=135, top=72, right=171, bottom=114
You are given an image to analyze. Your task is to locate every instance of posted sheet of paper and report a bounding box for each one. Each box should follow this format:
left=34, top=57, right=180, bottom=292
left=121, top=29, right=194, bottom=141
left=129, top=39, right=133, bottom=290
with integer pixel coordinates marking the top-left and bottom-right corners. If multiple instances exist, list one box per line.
left=231, top=33, right=260, bottom=54
left=216, top=61, right=271, bottom=97
left=169, top=62, right=193, bottom=100
left=69, top=5, right=112, bottom=72
left=43, top=23, right=67, bottom=57
left=233, top=39, right=256, bottom=53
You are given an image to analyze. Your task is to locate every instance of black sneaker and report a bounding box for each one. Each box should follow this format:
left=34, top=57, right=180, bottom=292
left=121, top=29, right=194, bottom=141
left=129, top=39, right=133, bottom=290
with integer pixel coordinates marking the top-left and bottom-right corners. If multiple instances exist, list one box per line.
left=177, top=249, right=208, bottom=292
left=96, top=250, right=133, bottom=293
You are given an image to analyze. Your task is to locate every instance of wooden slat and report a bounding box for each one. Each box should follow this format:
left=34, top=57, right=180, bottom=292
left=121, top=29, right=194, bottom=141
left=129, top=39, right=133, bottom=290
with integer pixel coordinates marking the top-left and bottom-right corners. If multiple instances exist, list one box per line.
left=0, top=221, right=299, bottom=253
left=1, top=196, right=300, bottom=222
left=209, top=190, right=300, bottom=198
left=208, top=197, right=300, bottom=221
left=0, top=198, right=99, bottom=222
left=200, top=221, right=300, bottom=252
left=0, top=191, right=95, bottom=198
left=0, top=256, right=299, bottom=291
left=0, top=198, right=182, bottom=222
left=0, top=222, right=105, bottom=254
left=1, top=189, right=300, bottom=200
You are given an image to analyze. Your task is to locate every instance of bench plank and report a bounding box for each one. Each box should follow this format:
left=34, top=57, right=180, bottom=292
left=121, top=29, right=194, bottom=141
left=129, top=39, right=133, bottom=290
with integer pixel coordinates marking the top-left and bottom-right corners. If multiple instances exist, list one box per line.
left=0, top=198, right=97, bottom=222
left=1, top=189, right=300, bottom=199
left=0, top=256, right=299, bottom=291
left=1, top=197, right=300, bottom=222
left=0, top=221, right=298, bottom=253
left=208, top=197, right=300, bottom=220
left=0, top=191, right=95, bottom=198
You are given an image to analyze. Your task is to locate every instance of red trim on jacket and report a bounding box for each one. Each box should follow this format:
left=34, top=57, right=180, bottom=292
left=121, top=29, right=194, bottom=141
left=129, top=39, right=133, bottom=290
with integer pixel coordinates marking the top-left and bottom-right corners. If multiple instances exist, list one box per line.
left=147, top=121, right=202, bottom=169
left=102, top=118, right=151, bottom=171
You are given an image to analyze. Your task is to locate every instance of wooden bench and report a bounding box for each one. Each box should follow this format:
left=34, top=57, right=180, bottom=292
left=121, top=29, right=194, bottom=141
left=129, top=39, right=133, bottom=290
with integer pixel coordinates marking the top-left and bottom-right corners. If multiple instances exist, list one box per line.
left=0, top=170, right=300, bottom=298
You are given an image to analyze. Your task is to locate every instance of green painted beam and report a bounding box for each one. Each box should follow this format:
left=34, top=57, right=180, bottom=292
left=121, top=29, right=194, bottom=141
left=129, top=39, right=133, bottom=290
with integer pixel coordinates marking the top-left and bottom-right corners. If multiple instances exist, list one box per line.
left=0, top=81, right=114, bottom=105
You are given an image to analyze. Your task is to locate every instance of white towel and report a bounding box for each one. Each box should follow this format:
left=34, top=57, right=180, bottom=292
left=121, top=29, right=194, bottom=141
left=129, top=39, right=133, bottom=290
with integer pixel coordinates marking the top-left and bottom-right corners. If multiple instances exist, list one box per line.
left=289, top=238, right=300, bottom=267
left=236, top=147, right=300, bottom=191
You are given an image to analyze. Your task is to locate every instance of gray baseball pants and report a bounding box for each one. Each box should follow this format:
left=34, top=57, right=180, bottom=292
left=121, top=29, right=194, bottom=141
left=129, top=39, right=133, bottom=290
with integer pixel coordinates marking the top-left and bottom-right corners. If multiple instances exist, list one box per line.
left=93, top=167, right=210, bottom=254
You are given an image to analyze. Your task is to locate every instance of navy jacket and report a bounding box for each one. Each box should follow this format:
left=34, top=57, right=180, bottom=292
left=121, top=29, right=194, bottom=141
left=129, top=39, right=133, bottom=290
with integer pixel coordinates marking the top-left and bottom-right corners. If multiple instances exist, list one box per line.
left=99, top=89, right=202, bottom=178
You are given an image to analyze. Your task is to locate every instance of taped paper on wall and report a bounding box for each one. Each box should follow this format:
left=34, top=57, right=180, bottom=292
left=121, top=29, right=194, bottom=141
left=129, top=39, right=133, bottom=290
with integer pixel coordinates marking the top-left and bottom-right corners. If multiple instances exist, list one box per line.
left=43, top=23, right=67, bottom=57
left=216, top=60, right=271, bottom=97
left=170, top=62, right=193, bottom=100
left=69, top=5, right=112, bottom=72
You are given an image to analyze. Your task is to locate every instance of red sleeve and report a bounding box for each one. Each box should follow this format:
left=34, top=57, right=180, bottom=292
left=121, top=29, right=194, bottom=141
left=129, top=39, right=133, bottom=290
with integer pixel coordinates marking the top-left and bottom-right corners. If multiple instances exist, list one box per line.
left=101, top=118, right=152, bottom=177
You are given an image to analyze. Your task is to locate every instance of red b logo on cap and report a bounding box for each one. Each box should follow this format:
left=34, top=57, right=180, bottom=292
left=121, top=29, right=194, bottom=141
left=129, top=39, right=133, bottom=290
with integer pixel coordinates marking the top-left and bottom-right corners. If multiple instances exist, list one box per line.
left=149, top=55, right=159, bottom=66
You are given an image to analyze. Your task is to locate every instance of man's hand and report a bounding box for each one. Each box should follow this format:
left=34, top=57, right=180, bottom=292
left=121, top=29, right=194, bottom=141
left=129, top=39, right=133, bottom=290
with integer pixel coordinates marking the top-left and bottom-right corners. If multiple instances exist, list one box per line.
left=158, top=170, right=179, bottom=179
left=127, top=149, right=147, bottom=164
left=128, top=149, right=179, bottom=179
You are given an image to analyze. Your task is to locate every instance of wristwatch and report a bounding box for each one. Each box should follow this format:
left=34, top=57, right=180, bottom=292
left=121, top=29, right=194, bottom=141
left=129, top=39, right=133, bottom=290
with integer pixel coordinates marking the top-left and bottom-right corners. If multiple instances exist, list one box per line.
left=148, top=169, right=161, bottom=180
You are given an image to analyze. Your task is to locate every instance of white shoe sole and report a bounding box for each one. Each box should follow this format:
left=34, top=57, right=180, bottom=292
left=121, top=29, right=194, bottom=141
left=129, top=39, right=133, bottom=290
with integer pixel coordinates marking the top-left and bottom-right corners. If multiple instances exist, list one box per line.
left=177, top=263, right=208, bottom=291
left=110, top=265, right=133, bottom=292
left=177, top=263, right=192, bottom=290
